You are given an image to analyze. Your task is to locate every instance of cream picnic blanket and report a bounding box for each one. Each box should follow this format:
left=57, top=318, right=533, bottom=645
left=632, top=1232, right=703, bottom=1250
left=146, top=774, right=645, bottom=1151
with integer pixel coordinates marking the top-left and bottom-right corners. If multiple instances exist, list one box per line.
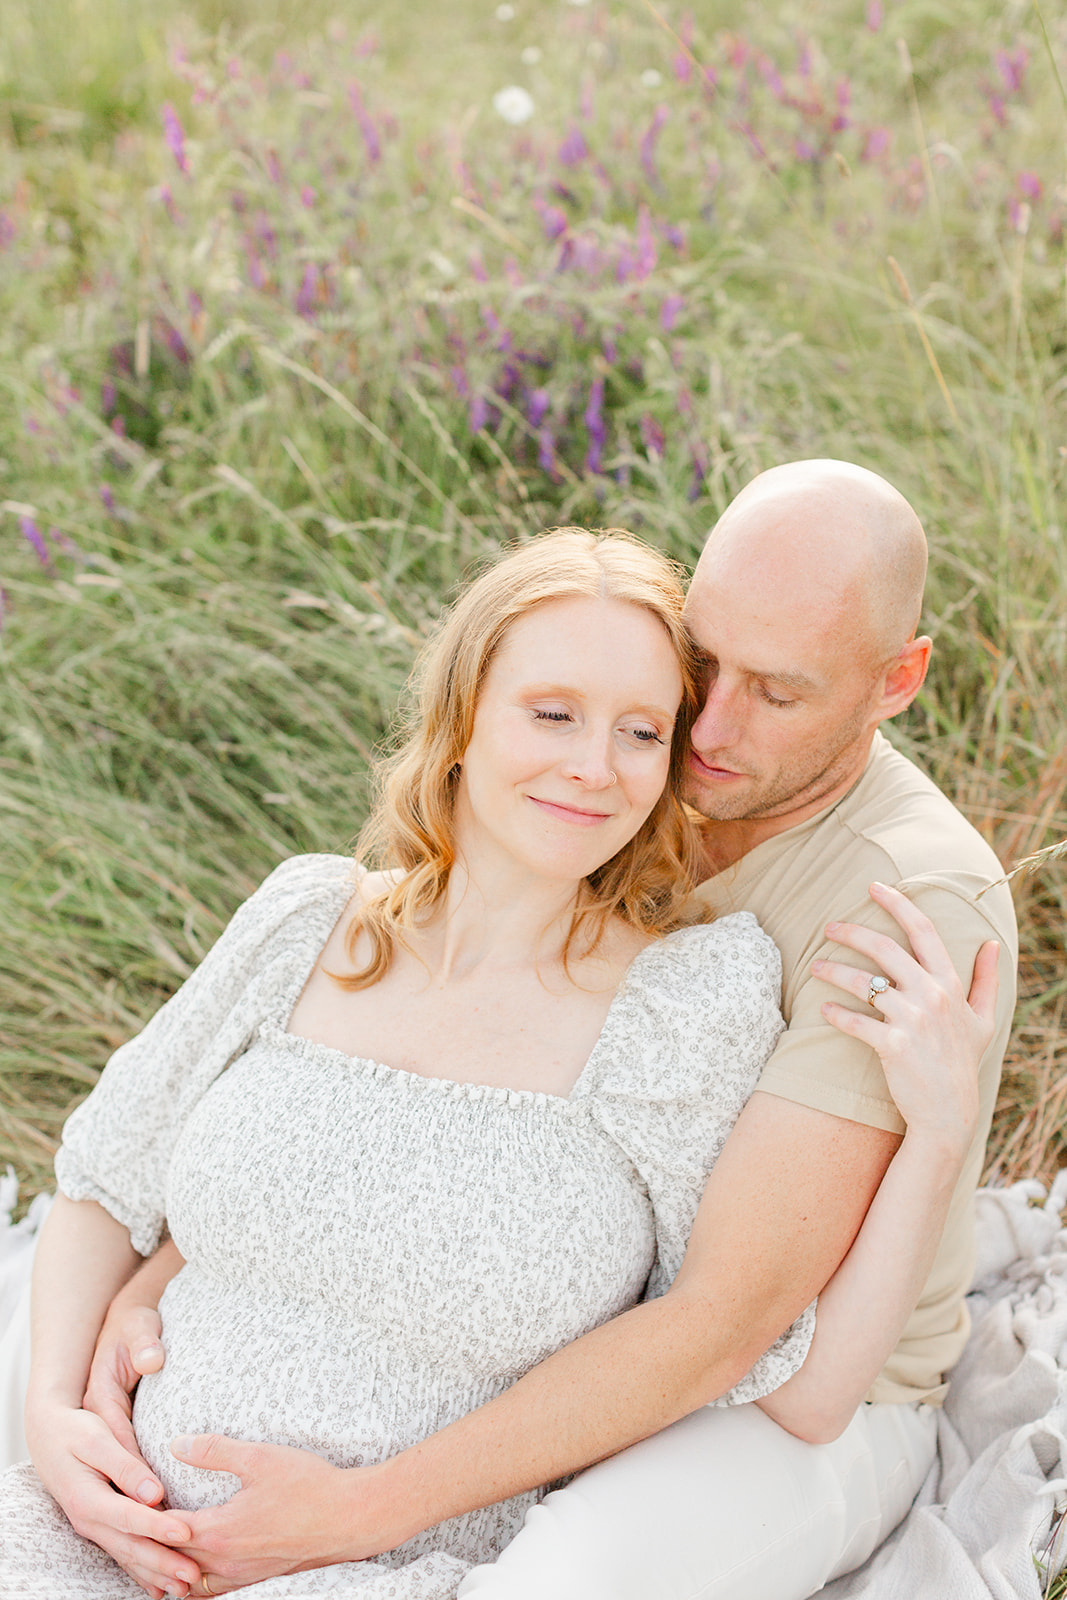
left=2, top=1173, right=1065, bottom=1595
left=825, top=1171, right=1067, bottom=1599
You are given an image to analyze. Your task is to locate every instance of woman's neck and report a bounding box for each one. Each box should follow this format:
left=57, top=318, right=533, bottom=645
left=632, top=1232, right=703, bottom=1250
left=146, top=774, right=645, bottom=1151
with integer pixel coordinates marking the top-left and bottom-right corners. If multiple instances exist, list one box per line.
left=423, top=856, right=583, bottom=985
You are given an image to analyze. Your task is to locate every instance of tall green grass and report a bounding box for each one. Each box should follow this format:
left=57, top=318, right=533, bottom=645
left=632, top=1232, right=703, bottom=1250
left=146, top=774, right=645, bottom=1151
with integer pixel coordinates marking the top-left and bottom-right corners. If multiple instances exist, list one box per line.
left=1, top=0, right=1065, bottom=1196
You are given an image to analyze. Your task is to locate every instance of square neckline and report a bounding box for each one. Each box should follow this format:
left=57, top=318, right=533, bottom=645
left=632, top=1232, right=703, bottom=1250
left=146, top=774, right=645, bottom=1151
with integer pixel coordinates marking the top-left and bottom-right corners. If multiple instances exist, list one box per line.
left=270, top=865, right=668, bottom=1106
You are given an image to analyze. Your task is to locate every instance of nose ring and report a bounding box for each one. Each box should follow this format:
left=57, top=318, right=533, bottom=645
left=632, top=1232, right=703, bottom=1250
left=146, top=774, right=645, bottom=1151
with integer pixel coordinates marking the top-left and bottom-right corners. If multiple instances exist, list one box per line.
left=608, top=772, right=617, bottom=786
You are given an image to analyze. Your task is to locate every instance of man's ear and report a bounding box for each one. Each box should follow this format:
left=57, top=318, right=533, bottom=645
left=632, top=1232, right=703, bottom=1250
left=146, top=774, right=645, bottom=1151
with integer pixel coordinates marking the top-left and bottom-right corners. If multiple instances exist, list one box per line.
left=877, top=635, right=932, bottom=719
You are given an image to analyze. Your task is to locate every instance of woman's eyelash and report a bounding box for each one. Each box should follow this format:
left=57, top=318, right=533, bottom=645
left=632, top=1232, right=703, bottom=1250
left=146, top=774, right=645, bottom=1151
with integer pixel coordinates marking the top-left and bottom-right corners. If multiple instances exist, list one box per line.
left=532, top=709, right=664, bottom=744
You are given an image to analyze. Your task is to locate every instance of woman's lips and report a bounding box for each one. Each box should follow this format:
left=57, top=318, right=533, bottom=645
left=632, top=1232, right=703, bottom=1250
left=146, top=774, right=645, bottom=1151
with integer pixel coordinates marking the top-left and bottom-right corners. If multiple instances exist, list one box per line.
left=528, top=796, right=613, bottom=826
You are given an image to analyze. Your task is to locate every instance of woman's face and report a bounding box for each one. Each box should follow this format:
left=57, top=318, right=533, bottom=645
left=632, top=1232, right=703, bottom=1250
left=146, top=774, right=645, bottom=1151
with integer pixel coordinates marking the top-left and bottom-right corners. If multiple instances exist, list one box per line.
left=454, top=595, right=684, bottom=887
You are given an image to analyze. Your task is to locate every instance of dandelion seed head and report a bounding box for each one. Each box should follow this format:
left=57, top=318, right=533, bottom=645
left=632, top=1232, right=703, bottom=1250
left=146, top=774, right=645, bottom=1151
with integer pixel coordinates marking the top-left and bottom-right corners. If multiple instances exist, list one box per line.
left=493, top=85, right=535, bottom=124
left=640, top=69, right=663, bottom=89
left=521, top=46, right=542, bottom=64
left=495, top=3, right=516, bottom=18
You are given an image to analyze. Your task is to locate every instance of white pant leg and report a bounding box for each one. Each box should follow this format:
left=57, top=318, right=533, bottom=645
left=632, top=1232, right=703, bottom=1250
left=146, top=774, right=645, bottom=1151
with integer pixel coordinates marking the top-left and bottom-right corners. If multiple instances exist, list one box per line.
left=457, top=1401, right=937, bottom=1600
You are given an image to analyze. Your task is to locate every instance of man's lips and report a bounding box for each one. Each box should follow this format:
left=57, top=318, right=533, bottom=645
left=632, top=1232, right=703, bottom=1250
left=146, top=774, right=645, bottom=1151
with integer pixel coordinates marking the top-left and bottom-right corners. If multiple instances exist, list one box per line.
left=528, top=796, right=613, bottom=826
left=688, top=751, right=747, bottom=781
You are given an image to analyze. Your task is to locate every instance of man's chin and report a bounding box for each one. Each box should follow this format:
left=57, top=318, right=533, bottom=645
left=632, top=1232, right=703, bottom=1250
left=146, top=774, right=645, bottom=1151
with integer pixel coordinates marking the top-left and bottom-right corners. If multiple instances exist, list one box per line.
left=683, top=776, right=759, bottom=823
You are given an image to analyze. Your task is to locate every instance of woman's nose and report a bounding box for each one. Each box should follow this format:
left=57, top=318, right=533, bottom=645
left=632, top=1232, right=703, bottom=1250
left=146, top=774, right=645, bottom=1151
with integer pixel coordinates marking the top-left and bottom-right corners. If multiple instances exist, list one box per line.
left=562, top=728, right=616, bottom=789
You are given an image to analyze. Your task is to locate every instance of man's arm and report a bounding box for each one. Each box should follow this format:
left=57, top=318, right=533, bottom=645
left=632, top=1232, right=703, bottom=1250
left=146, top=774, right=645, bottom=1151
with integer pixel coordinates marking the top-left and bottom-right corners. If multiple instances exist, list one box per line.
left=175, top=1095, right=897, bottom=1579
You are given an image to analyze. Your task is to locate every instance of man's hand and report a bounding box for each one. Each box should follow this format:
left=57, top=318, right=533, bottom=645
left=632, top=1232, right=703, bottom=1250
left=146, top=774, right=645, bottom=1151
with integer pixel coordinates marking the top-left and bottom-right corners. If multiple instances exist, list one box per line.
left=29, top=1403, right=201, bottom=1600
left=171, top=1435, right=379, bottom=1593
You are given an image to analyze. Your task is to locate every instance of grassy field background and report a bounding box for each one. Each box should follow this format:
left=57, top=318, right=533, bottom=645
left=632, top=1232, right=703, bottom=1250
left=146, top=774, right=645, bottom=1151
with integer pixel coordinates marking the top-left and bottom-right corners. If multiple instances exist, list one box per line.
left=1, top=0, right=1065, bottom=1198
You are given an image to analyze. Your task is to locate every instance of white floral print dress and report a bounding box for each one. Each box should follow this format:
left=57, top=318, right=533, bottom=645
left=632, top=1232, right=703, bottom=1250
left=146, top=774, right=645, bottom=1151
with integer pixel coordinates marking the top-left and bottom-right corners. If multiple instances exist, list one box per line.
left=0, top=854, right=814, bottom=1598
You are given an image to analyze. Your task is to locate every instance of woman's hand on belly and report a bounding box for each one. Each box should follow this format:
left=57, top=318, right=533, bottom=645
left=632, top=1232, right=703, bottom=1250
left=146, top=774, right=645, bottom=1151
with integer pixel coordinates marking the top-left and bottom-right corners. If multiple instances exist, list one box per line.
left=29, top=1400, right=203, bottom=1599
left=171, top=1434, right=403, bottom=1588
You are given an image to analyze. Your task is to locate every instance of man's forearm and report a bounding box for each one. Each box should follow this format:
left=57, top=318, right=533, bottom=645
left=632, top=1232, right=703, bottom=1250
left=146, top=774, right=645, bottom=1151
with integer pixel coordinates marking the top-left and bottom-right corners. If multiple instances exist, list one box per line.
left=349, top=1287, right=771, bottom=1554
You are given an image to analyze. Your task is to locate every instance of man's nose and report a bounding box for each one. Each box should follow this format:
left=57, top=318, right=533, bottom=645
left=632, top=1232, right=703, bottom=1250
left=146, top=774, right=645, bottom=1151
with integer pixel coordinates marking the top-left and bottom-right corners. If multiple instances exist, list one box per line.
left=691, top=677, right=741, bottom=751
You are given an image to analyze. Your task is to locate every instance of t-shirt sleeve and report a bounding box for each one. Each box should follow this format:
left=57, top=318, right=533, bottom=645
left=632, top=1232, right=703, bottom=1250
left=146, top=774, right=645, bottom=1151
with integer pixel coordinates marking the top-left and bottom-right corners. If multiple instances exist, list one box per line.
left=757, top=878, right=1017, bottom=1136
left=582, top=914, right=816, bottom=1404
left=55, top=853, right=353, bottom=1256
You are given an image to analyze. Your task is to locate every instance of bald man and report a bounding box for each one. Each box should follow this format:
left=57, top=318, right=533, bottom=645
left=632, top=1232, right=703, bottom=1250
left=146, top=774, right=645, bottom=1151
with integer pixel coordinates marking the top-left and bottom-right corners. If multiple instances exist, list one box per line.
left=47, top=463, right=1017, bottom=1600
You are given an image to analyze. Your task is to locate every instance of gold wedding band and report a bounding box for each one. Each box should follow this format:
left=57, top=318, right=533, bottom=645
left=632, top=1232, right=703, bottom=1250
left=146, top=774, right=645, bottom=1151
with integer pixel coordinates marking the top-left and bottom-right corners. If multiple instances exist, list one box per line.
left=198, top=1578, right=222, bottom=1598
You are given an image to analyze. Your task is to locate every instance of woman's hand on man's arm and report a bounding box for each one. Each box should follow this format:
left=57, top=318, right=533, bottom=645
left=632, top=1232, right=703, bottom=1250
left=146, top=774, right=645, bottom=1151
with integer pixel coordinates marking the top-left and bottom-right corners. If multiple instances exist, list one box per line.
left=755, top=882, right=999, bottom=1443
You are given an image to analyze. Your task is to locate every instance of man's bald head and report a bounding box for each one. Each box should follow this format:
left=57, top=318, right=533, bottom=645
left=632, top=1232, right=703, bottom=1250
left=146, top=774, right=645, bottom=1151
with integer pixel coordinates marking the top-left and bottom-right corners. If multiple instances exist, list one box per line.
left=683, top=460, right=933, bottom=838
left=693, top=459, right=927, bottom=669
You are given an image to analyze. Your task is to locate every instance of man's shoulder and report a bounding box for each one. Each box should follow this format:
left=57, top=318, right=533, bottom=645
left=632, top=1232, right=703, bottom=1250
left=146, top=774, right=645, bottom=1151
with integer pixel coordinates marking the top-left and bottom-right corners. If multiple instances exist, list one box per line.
left=814, top=736, right=1007, bottom=897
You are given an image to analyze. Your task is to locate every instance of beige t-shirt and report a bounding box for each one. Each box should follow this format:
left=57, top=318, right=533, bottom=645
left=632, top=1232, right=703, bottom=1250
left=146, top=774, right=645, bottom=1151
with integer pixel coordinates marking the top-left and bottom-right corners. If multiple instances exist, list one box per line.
left=689, top=730, right=1018, bottom=1405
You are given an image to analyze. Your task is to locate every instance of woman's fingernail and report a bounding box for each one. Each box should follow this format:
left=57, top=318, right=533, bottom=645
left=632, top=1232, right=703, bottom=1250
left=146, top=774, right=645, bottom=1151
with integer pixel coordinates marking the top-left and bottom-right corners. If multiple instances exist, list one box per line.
left=137, top=1478, right=159, bottom=1501
left=825, top=921, right=839, bottom=934
left=811, top=959, right=824, bottom=972
left=136, top=1342, right=164, bottom=1358
left=171, top=1435, right=193, bottom=1456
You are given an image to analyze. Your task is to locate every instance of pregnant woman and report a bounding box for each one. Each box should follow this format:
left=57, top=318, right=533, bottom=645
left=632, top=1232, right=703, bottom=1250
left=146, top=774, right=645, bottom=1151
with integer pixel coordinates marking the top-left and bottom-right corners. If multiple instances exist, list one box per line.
left=0, top=528, right=993, bottom=1599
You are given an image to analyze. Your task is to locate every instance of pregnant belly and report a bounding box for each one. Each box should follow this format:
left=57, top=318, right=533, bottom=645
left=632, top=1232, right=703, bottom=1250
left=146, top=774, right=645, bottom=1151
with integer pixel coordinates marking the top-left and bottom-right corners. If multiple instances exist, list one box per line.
left=134, top=1265, right=484, bottom=1513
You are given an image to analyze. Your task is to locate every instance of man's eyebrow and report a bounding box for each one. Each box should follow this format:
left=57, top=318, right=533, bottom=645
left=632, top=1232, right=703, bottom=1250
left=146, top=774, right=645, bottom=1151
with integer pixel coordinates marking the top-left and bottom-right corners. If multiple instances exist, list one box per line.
left=750, top=667, right=821, bottom=694
left=698, top=656, right=821, bottom=694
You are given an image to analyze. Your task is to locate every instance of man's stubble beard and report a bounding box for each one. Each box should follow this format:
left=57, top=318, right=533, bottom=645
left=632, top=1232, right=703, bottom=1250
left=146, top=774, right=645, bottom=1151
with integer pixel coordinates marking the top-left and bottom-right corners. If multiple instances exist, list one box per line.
left=684, top=705, right=874, bottom=826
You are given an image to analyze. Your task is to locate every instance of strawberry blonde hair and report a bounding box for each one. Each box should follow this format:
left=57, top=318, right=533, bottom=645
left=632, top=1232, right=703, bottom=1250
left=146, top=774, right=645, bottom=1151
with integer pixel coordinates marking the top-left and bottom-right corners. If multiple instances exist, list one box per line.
left=339, top=527, right=705, bottom=986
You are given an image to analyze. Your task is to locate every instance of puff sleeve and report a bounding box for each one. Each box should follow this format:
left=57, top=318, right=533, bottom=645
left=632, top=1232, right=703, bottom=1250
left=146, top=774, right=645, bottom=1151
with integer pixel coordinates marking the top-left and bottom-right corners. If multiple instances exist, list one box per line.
left=54, top=853, right=355, bottom=1257
left=578, top=913, right=817, bottom=1405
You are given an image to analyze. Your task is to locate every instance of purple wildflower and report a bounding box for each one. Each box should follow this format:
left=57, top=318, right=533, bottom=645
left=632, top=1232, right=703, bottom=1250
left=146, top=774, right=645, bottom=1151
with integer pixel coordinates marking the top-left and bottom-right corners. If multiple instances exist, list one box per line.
left=634, top=206, right=657, bottom=279
left=1017, top=170, right=1042, bottom=200
left=660, top=294, right=685, bottom=331
left=795, top=137, right=817, bottom=162
left=640, top=414, right=666, bottom=457
left=833, top=77, right=851, bottom=131
left=862, top=127, right=891, bottom=161
left=162, top=103, right=189, bottom=175
left=866, top=0, right=883, bottom=29
left=227, top=57, right=242, bottom=81
left=534, top=197, right=568, bottom=240
left=469, top=395, right=490, bottom=433
left=100, top=485, right=116, bottom=514
left=798, top=40, right=813, bottom=77
left=672, top=52, right=692, bottom=84
left=296, top=263, right=320, bottom=316
left=355, top=32, right=380, bottom=57
left=245, top=244, right=266, bottom=289
left=254, top=211, right=278, bottom=259
left=19, top=517, right=50, bottom=568
left=757, top=55, right=785, bottom=101
left=688, top=447, right=709, bottom=501
left=538, top=426, right=559, bottom=479
left=584, top=377, right=607, bottom=474
left=527, top=388, right=550, bottom=428
left=996, top=47, right=1028, bottom=96
left=165, top=324, right=190, bottom=363
left=559, top=126, right=588, bottom=166
left=662, top=222, right=686, bottom=251
left=615, top=249, right=636, bottom=284
left=300, top=185, right=317, bottom=208
left=101, top=379, right=117, bottom=414
left=602, top=338, right=618, bottom=365
left=640, top=106, right=670, bottom=187
left=348, top=82, right=382, bottom=165
left=0, top=211, right=16, bottom=248
left=1008, top=197, right=1030, bottom=231
left=266, top=150, right=283, bottom=185
left=469, top=250, right=489, bottom=282
left=111, top=415, right=126, bottom=437
left=188, top=290, right=204, bottom=319
left=50, top=527, right=80, bottom=561
left=451, top=366, right=470, bottom=399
